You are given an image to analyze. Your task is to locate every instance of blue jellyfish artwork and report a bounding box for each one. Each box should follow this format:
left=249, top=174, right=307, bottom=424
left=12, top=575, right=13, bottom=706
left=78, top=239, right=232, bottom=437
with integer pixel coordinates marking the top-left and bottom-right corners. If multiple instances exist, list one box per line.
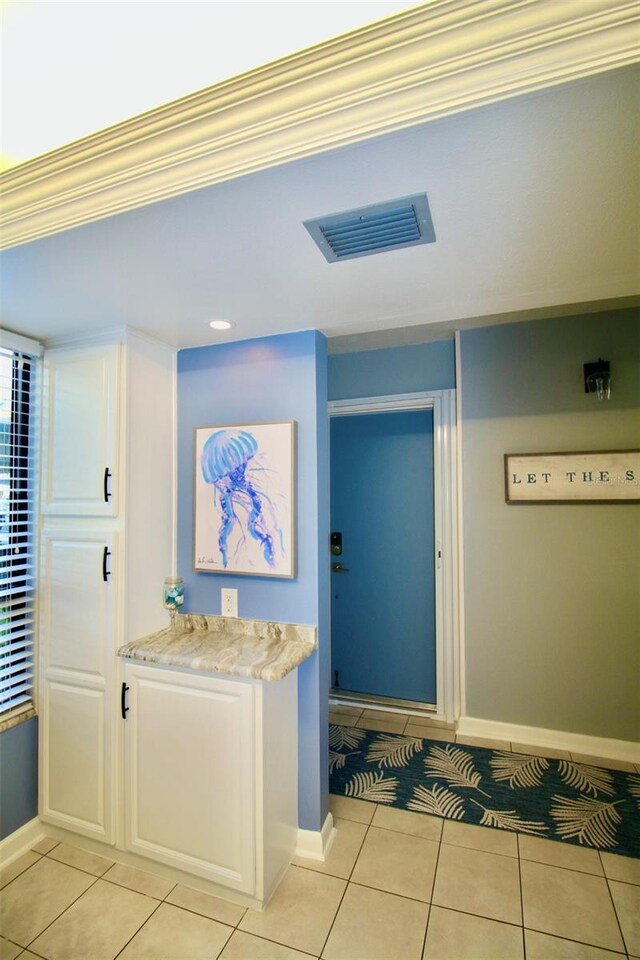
left=199, top=427, right=286, bottom=572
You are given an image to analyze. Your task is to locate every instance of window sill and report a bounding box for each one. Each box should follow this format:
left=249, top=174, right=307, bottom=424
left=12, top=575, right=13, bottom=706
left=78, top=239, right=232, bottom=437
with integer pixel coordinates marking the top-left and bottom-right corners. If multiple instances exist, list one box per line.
left=0, top=704, right=37, bottom=735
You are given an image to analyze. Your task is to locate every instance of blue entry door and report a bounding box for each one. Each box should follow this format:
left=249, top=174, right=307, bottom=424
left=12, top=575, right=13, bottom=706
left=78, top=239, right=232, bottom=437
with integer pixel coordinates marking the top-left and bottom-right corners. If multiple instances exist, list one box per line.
left=330, top=409, right=436, bottom=704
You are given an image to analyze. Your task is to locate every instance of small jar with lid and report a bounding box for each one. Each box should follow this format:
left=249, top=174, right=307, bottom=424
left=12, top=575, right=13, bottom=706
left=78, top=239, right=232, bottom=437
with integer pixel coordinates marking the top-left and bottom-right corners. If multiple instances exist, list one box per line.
left=163, top=576, right=184, bottom=626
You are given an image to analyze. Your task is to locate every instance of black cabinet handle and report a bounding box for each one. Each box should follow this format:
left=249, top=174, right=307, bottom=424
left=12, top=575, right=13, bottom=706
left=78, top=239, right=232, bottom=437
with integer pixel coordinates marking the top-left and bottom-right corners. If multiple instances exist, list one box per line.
left=103, top=467, right=112, bottom=503
left=102, top=546, right=111, bottom=582
left=121, top=683, right=129, bottom=720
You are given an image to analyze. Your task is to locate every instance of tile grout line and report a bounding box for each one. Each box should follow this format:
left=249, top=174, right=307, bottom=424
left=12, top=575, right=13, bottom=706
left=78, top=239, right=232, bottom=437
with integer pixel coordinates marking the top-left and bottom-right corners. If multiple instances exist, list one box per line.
left=598, top=847, right=631, bottom=958
left=162, top=881, right=178, bottom=902
left=160, top=882, right=248, bottom=929
left=420, top=824, right=443, bottom=958
left=39, top=849, right=191, bottom=903
left=19, top=947, right=47, bottom=959
left=0, top=851, right=44, bottom=892
left=1, top=939, right=23, bottom=957
left=423, top=899, right=626, bottom=940
left=317, top=804, right=377, bottom=958
left=233, top=931, right=320, bottom=960
left=111, top=895, right=166, bottom=960
left=345, top=877, right=450, bottom=909
left=517, top=833, right=527, bottom=960
left=41, top=849, right=114, bottom=881
left=523, top=925, right=629, bottom=956
left=524, top=927, right=635, bottom=960
left=23, top=873, right=101, bottom=952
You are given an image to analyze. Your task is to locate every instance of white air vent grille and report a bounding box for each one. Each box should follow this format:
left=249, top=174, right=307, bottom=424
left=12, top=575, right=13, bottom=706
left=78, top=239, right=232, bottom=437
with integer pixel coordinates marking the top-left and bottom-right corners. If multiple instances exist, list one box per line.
left=303, top=194, right=435, bottom=262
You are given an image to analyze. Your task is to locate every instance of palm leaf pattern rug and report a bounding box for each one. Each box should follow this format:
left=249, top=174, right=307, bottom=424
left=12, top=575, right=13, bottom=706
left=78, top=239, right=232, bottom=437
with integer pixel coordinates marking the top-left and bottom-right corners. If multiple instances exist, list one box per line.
left=329, top=725, right=640, bottom=858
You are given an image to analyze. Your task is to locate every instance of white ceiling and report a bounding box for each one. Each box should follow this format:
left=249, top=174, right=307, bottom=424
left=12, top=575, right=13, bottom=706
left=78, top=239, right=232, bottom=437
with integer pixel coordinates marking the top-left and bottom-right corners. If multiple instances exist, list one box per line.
left=1, top=1, right=418, bottom=167
left=1, top=65, right=638, bottom=350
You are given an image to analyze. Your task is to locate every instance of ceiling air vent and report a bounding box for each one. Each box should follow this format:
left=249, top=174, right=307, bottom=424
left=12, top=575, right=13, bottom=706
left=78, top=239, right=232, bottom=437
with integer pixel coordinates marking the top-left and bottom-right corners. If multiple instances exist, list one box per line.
left=303, top=193, right=435, bottom=263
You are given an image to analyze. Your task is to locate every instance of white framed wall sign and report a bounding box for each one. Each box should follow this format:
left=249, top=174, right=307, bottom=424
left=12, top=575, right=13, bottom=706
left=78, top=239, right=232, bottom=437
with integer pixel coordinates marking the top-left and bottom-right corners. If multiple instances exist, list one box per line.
left=505, top=450, right=640, bottom=504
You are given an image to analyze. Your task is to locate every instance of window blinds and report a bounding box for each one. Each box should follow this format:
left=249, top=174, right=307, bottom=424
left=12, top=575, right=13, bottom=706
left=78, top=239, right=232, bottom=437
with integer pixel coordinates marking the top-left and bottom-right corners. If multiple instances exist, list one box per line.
left=0, top=346, right=37, bottom=714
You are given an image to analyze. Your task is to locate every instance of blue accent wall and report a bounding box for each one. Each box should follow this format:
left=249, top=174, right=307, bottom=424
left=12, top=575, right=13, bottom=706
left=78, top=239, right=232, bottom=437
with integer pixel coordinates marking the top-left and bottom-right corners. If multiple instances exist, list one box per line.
left=177, top=331, right=329, bottom=830
left=329, top=339, right=456, bottom=400
left=0, top=717, right=38, bottom=839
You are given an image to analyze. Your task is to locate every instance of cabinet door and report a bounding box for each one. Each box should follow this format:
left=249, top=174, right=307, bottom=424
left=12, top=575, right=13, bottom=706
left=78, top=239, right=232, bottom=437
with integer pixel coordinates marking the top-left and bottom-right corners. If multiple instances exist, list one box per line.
left=42, top=344, right=120, bottom=517
left=41, top=680, right=110, bottom=839
left=123, top=663, right=256, bottom=893
left=39, top=526, right=118, bottom=842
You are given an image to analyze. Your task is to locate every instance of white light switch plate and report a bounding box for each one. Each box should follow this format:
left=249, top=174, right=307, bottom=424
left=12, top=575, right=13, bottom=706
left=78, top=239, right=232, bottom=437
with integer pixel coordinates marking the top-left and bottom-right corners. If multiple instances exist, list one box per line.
left=221, top=588, right=238, bottom=618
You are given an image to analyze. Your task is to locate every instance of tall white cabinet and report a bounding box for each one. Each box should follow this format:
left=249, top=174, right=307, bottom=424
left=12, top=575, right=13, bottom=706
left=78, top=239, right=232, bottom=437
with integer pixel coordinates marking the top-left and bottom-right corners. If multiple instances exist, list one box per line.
left=38, top=331, right=175, bottom=843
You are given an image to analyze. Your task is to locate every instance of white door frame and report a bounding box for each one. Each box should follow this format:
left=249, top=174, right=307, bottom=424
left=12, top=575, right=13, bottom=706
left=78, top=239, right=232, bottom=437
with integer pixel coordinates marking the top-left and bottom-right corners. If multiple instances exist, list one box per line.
left=328, top=390, right=459, bottom=724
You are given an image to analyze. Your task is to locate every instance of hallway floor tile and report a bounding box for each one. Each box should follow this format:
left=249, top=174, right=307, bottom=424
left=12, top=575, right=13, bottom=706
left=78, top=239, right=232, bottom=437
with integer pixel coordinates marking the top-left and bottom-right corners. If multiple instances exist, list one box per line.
left=0, top=705, right=636, bottom=959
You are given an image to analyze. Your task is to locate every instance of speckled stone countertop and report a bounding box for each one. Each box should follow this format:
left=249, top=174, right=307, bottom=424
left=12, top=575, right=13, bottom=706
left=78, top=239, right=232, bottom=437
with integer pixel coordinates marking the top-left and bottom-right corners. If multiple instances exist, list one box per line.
left=117, top=613, right=317, bottom=681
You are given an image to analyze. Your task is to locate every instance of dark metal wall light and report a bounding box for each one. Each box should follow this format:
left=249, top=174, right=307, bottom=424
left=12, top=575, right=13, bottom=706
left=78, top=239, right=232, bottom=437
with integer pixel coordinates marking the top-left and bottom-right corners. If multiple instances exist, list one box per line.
left=584, top=358, right=611, bottom=400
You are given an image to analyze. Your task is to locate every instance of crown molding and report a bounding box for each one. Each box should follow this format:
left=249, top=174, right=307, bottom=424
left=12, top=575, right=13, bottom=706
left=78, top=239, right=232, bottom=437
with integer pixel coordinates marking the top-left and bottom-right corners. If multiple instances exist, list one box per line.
left=1, top=0, right=638, bottom=249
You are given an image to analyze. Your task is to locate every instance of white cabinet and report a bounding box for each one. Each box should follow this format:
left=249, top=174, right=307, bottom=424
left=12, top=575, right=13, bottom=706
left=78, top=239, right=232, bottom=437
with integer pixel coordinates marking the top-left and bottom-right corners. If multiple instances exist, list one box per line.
left=39, top=331, right=175, bottom=844
left=41, top=344, right=120, bottom=518
left=121, top=660, right=298, bottom=902
left=123, top=662, right=255, bottom=892
left=37, top=330, right=299, bottom=906
left=39, top=527, right=118, bottom=841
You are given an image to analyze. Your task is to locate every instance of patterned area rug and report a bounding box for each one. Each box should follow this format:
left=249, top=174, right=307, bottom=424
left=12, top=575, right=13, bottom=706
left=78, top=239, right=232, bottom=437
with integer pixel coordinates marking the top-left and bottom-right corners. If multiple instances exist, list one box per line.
left=329, top=725, right=640, bottom=859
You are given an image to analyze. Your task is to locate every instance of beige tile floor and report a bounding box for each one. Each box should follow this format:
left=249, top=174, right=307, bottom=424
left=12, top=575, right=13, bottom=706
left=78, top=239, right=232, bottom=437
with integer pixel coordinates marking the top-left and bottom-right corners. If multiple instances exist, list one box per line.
left=0, top=706, right=638, bottom=960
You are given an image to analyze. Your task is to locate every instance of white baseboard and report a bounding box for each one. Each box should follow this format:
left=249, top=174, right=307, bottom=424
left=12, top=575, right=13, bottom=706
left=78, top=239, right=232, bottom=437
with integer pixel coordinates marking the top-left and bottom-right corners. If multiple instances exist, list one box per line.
left=295, top=812, right=336, bottom=862
left=0, top=817, right=44, bottom=865
left=457, top=717, right=640, bottom=764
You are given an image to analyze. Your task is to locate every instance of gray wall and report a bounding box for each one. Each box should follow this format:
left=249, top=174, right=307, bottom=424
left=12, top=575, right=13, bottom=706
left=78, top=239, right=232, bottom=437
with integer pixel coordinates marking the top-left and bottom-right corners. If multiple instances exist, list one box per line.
left=460, top=309, right=640, bottom=740
left=0, top=716, right=38, bottom=839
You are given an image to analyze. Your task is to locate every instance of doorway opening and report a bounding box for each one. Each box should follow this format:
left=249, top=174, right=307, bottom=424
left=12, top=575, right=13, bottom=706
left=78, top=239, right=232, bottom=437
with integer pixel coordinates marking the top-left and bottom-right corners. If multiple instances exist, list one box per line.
left=328, top=391, right=458, bottom=723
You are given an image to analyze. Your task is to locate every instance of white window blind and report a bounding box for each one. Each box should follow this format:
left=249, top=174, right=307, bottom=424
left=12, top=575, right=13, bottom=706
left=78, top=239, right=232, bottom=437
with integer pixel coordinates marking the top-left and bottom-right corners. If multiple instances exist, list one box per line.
left=0, top=346, right=38, bottom=714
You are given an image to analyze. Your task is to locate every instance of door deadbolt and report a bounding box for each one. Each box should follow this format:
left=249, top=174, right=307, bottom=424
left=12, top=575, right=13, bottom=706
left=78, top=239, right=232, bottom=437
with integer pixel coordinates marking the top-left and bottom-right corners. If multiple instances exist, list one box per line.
left=330, top=531, right=342, bottom=556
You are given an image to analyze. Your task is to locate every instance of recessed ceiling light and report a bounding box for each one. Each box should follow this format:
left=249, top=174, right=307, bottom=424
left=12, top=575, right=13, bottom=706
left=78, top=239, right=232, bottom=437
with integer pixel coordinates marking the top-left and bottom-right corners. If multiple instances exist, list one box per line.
left=208, top=319, right=232, bottom=330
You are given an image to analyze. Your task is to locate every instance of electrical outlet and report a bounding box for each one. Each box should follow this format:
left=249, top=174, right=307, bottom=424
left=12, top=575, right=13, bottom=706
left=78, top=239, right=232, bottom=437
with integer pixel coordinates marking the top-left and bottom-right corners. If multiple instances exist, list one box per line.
left=221, top=588, right=238, bottom=618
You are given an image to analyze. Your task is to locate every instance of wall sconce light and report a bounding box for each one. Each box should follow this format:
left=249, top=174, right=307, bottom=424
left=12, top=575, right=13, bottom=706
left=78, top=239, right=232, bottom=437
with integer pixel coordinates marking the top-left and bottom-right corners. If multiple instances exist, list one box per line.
left=584, top=358, right=611, bottom=401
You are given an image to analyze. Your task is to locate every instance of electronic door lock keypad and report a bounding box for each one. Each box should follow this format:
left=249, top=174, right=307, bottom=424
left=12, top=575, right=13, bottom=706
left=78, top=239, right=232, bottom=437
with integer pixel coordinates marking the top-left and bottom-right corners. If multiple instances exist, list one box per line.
left=330, top=531, right=342, bottom=556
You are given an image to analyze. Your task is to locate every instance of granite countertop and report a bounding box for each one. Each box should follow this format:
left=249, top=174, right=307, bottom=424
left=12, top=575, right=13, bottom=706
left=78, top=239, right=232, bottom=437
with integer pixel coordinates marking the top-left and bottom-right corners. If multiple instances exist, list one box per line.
left=117, top=613, right=317, bottom=681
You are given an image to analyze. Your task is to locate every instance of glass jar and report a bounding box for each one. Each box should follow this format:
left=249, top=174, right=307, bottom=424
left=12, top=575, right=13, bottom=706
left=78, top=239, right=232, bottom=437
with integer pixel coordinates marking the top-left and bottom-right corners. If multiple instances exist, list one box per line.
left=163, top=576, right=184, bottom=626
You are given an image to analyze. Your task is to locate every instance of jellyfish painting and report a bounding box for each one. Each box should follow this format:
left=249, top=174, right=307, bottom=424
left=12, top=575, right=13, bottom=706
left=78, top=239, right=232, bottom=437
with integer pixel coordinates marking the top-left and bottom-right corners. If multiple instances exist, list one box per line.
left=195, top=423, right=294, bottom=577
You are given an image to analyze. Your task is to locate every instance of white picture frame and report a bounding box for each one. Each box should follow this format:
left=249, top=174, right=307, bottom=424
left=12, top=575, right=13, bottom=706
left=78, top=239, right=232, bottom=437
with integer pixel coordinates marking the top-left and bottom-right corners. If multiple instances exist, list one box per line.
left=194, top=421, right=296, bottom=577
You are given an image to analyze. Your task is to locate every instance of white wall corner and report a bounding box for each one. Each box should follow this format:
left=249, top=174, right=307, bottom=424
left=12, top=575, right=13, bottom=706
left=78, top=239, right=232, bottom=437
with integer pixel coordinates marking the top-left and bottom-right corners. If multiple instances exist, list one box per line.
left=457, top=716, right=640, bottom=764
left=454, top=330, right=466, bottom=721
left=0, top=818, right=45, bottom=866
left=295, top=812, right=336, bottom=862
